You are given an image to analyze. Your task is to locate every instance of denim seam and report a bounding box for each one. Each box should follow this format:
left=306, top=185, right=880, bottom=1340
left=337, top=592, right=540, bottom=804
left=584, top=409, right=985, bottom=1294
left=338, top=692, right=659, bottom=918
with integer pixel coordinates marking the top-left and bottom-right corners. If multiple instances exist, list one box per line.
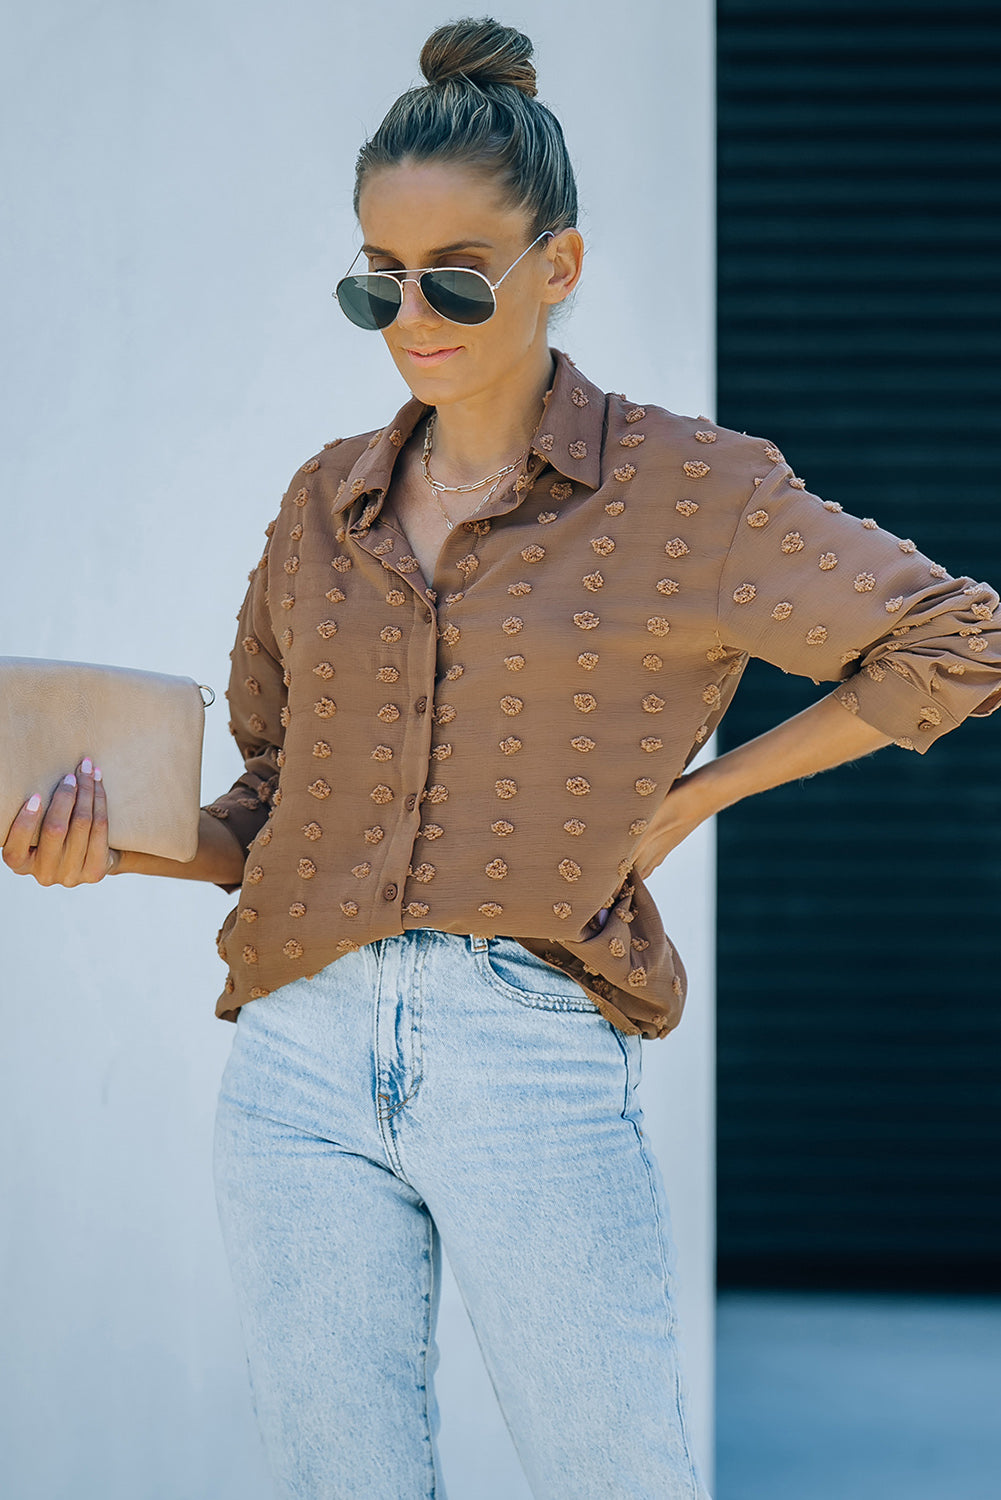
left=372, top=941, right=409, bottom=1168
left=411, top=932, right=432, bottom=1090
left=632, top=1126, right=703, bottom=1499
left=420, top=1211, right=438, bottom=1500
left=377, top=937, right=428, bottom=1130
left=609, top=1025, right=634, bottom=1120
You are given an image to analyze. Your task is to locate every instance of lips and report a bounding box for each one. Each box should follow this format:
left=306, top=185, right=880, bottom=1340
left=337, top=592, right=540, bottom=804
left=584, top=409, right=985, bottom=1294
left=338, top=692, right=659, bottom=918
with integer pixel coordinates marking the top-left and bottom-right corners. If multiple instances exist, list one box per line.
left=405, top=346, right=461, bottom=365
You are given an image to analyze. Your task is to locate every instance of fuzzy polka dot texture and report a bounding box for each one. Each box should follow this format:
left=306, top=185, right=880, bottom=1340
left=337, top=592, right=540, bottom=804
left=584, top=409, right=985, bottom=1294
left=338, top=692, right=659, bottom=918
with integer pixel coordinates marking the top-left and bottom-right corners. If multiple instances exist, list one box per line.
left=204, top=348, right=1001, bottom=1037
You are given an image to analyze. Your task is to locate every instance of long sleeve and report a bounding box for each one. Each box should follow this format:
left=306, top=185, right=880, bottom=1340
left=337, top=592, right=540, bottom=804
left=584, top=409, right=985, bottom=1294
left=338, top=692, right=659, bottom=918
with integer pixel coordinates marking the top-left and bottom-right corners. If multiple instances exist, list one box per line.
left=202, top=519, right=287, bottom=884
left=716, top=452, right=1001, bottom=751
left=196, top=355, right=1001, bottom=1034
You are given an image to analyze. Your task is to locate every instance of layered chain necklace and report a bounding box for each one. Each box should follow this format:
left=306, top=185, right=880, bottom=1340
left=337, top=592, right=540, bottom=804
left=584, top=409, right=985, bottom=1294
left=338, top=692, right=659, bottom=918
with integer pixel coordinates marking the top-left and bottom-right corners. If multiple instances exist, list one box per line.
left=420, top=409, right=527, bottom=531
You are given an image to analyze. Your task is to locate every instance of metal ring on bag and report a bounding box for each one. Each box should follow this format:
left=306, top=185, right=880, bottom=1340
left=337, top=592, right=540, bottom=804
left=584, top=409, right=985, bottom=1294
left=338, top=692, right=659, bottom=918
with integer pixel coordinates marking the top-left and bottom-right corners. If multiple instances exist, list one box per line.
left=198, top=683, right=216, bottom=707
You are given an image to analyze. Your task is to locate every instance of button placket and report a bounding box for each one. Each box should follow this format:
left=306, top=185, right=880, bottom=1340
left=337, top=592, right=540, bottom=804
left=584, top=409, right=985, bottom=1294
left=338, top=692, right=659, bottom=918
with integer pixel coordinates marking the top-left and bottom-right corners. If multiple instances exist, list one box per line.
left=347, top=510, right=439, bottom=922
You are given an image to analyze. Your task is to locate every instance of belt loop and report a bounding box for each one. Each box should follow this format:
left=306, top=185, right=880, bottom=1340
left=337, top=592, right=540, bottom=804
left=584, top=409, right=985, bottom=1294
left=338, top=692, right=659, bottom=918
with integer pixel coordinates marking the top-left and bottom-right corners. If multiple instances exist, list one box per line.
left=470, top=934, right=489, bottom=952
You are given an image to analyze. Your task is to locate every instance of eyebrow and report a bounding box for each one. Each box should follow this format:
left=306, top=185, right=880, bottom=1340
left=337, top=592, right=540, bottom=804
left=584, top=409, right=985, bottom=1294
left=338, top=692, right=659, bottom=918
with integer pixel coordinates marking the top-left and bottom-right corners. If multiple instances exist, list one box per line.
left=360, top=240, right=495, bottom=258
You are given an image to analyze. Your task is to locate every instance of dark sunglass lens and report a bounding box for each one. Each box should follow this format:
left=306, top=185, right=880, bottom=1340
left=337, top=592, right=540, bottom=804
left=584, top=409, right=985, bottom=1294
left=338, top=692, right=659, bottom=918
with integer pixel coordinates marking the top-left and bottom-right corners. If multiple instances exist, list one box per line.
left=336, top=275, right=401, bottom=330
left=421, top=269, right=495, bottom=325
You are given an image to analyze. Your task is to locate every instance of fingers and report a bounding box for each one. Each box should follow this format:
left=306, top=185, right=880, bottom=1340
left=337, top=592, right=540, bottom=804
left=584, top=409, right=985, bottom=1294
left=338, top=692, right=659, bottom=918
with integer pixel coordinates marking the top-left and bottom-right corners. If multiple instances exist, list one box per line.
left=1, top=790, right=46, bottom=873
left=2, top=757, right=110, bottom=887
left=81, top=766, right=112, bottom=884
left=31, top=769, right=87, bottom=886
left=61, top=760, right=96, bottom=878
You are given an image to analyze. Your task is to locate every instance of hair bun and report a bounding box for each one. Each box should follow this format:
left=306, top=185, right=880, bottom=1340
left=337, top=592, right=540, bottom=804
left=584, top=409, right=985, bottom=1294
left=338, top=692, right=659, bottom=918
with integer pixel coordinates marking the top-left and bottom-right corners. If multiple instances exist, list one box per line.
left=420, top=16, right=538, bottom=97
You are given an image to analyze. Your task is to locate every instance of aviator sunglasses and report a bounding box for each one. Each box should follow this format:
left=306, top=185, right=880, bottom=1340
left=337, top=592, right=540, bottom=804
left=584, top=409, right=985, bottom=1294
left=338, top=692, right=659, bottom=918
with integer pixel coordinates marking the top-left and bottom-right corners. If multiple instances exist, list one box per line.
left=333, top=230, right=555, bottom=331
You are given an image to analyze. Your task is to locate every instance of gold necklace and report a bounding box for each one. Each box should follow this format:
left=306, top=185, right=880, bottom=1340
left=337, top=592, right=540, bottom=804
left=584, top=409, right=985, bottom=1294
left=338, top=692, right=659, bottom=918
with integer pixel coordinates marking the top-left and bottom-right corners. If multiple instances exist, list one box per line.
left=420, top=411, right=526, bottom=532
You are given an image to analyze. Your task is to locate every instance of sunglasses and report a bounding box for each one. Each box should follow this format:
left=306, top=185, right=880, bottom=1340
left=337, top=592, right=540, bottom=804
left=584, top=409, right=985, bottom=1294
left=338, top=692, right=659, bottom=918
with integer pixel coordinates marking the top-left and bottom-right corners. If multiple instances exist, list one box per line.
left=333, top=230, right=555, bottom=331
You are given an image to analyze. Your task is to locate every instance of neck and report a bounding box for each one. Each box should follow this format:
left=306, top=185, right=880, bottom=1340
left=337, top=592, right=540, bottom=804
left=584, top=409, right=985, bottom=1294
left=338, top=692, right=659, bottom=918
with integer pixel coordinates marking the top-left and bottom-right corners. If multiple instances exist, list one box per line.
left=423, top=342, right=557, bottom=487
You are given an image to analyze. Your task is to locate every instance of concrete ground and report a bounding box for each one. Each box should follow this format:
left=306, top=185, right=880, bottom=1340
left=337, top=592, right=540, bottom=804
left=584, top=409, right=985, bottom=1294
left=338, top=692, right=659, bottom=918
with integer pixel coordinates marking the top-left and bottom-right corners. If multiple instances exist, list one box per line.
left=715, top=1290, right=1001, bottom=1500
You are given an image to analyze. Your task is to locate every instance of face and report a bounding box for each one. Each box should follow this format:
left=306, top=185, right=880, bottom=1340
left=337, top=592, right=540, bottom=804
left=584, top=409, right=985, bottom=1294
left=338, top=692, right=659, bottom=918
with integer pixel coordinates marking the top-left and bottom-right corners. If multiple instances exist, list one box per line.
left=355, top=158, right=582, bottom=406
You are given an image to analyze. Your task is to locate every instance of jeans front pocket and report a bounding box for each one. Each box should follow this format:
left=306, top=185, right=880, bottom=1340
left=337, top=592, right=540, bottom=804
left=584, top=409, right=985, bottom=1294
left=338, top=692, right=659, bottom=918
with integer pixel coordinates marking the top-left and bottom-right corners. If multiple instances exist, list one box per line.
left=475, top=934, right=602, bottom=1012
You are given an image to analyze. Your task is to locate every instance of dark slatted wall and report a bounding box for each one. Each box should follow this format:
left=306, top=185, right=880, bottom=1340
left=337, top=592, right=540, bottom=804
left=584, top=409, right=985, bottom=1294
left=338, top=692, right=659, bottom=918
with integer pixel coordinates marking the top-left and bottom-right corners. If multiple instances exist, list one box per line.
left=715, top=0, right=1001, bottom=1291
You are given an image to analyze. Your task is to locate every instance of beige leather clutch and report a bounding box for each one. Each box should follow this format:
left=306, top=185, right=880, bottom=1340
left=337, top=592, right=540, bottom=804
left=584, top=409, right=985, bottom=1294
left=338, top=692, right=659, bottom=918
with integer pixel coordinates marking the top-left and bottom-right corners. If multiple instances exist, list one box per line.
left=0, top=657, right=215, bottom=862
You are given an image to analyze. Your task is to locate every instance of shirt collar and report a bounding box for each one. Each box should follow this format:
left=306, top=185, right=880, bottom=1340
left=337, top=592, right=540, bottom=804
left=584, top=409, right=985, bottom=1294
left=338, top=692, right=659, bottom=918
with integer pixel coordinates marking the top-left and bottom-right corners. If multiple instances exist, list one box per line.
left=330, top=346, right=605, bottom=521
left=529, top=347, right=605, bottom=487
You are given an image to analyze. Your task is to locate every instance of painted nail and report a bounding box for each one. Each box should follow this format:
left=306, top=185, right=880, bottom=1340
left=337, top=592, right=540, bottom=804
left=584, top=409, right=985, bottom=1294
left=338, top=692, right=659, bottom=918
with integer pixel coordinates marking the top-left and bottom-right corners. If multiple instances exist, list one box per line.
left=26, top=793, right=42, bottom=813
left=94, top=766, right=103, bottom=782
left=81, top=757, right=93, bottom=775
left=63, top=773, right=77, bottom=787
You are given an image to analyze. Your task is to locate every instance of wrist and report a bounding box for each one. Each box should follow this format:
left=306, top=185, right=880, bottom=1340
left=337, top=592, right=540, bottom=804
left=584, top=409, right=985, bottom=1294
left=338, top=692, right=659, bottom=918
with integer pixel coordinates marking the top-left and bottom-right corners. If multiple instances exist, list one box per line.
left=675, top=761, right=734, bottom=819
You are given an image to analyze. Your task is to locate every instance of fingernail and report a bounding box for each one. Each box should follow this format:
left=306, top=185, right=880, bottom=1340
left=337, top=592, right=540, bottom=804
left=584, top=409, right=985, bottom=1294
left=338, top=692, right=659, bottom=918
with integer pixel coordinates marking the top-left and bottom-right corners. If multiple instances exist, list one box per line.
left=26, top=793, right=41, bottom=813
left=94, top=766, right=103, bottom=782
left=81, top=757, right=93, bottom=775
left=63, top=773, right=77, bottom=787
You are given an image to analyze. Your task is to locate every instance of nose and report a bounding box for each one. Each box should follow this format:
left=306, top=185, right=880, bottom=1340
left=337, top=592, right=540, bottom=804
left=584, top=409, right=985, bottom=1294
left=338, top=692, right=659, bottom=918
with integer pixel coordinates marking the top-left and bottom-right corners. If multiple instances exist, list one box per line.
left=395, top=275, right=441, bottom=328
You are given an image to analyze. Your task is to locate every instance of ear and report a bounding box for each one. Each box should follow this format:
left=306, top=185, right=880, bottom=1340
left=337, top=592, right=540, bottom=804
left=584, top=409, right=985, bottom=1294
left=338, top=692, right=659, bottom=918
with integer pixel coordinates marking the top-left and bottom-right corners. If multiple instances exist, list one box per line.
left=542, top=227, right=585, bottom=306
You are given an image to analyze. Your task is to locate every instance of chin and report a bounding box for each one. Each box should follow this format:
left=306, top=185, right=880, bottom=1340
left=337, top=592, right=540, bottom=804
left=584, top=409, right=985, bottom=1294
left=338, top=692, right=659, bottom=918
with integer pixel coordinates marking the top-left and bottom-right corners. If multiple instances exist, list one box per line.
left=396, top=358, right=470, bottom=402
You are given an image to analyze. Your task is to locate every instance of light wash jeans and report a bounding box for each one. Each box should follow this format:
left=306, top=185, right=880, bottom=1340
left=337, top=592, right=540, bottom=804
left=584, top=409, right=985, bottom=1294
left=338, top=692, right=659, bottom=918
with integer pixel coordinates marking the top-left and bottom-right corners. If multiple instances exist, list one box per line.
left=213, top=928, right=711, bottom=1500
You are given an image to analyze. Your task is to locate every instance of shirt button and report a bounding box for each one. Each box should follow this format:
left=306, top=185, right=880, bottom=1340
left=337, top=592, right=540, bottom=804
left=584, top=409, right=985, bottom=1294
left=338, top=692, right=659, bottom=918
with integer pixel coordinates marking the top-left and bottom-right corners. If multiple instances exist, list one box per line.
left=415, top=695, right=428, bottom=713
left=404, top=792, right=417, bottom=811
left=383, top=883, right=398, bottom=900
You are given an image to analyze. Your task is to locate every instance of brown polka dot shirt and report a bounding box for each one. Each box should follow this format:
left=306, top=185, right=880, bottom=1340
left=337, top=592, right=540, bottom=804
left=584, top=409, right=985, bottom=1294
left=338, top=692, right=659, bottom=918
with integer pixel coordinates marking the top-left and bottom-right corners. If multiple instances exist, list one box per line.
left=204, top=347, right=1001, bottom=1039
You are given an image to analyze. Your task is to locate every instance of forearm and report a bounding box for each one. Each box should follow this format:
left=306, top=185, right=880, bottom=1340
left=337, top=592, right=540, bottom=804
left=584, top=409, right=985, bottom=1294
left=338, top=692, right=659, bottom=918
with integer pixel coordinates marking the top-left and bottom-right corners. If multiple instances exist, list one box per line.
left=686, top=689, right=895, bottom=816
left=111, top=809, right=246, bottom=884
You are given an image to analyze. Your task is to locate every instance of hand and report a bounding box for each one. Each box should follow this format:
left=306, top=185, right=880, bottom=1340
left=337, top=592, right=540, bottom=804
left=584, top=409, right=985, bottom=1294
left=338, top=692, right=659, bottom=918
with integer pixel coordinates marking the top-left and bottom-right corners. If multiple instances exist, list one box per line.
left=630, top=770, right=718, bottom=882
left=2, top=757, right=120, bottom=887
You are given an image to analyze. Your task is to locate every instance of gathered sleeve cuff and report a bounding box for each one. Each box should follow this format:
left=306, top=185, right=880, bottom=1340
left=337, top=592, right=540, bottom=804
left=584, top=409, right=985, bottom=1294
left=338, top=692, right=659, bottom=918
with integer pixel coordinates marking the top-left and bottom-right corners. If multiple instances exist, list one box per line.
left=716, top=456, right=1001, bottom=753
left=202, top=519, right=287, bottom=888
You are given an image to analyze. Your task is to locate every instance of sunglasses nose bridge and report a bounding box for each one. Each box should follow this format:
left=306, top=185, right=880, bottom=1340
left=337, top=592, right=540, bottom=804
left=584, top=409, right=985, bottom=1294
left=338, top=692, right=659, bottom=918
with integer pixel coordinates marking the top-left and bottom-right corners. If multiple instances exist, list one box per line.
left=395, top=272, right=442, bottom=325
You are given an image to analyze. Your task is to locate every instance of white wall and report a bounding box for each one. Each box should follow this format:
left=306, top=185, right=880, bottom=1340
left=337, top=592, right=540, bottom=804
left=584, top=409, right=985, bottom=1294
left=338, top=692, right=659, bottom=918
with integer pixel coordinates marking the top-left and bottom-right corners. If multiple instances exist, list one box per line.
left=0, top=3, right=716, bottom=1495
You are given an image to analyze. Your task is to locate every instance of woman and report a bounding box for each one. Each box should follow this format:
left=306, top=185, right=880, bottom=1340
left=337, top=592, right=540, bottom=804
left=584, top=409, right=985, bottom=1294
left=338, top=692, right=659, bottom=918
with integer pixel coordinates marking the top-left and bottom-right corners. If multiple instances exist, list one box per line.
left=5, top=16, right=1001, bottom=1500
